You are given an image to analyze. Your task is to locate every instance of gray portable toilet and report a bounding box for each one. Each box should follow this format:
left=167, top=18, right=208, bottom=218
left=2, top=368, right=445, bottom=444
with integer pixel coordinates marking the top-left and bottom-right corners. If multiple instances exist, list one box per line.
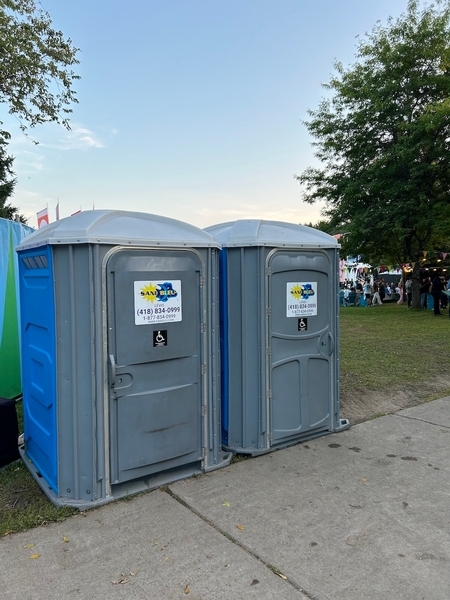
left=205, top=219, right=349, bottom=455
left=17, top=210, right=230, bottom=508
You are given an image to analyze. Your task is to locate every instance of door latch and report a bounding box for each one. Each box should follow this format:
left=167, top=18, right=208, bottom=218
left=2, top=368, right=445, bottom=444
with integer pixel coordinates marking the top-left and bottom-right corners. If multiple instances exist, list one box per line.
left=109, top=354, right=117, bottom=387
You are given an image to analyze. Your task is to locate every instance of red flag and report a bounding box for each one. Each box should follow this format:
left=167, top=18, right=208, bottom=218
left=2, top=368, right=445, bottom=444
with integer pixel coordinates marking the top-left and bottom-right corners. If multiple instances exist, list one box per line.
left=37, top=207, right=49, bottom=228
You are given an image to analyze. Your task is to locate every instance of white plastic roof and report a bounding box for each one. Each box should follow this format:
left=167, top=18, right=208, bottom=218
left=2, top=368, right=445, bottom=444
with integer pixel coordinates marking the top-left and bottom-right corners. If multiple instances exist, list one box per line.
left=17, top=210, right=220, bottom=250
left=205, top=219, right=339, bottom=249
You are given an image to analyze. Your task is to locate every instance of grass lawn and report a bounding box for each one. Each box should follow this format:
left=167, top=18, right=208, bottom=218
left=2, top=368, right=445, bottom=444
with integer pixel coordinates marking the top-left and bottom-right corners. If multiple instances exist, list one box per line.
left=339, top=301, right=450, bottom=393
left=0, top=459, right=77, bottom=536
left=1, top=401, right=77, bottom=535
left=1, top=301, right=449, bottom=536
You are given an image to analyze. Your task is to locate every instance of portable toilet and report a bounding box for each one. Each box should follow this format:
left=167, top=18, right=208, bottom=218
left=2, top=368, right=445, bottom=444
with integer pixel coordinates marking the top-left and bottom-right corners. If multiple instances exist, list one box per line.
left=17, top=210, right=230, bottom=508
left=205, top=219, right=349, bottom=455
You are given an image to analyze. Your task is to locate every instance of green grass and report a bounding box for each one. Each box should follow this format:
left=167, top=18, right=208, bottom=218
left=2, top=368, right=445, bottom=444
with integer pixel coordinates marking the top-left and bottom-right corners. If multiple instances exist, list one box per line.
left=339, top=302, right=450, bottom=393
left=0, top=401, right=77, bottom=536
left=1, top=301, right=449, bottom=536
left=0, top=459, right=77, bottom=536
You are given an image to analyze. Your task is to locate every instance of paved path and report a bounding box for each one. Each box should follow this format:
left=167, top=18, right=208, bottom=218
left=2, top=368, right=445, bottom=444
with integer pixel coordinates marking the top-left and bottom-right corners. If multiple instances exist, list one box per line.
left=1, top=398, right=449, bottom=599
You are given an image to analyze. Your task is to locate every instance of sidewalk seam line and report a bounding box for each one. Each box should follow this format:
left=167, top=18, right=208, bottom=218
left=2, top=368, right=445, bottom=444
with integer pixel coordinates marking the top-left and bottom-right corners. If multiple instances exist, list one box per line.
left=393, top=414, right=450, bottom=429
left=164, top=487, right=318, bottom=600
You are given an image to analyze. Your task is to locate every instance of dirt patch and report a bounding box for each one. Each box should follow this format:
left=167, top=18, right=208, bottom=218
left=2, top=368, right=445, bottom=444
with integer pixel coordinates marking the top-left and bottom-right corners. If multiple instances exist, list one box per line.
left=339, top=375, right=450, bottom=425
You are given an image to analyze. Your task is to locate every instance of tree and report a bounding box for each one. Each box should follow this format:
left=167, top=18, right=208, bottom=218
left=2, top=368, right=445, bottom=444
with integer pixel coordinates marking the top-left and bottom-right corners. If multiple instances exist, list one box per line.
left=0, top=131, right=26, bottom=222
left=0, top=0, right=79, bottom=222
left=296, top=0, right=450, bottom=307
left=303, top=218, right=338, bottom=235
left=0, top=0, right=80, bottom=133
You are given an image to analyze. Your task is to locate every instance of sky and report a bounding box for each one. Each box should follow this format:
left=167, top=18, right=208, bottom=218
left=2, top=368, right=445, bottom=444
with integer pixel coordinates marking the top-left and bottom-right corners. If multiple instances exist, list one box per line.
left=4, top=0, right=411, bottom=230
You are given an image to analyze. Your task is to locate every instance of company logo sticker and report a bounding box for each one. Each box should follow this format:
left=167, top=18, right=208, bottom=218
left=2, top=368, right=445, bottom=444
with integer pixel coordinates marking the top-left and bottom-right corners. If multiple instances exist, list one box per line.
left=134, top=280, right=182, bottom=325
left=140, top=282, right=178, bottom=303
left=287, top=282, right=318, bottom=317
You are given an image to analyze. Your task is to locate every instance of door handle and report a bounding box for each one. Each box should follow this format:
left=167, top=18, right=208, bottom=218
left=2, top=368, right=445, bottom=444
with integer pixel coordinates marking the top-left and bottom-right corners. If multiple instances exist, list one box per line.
left=109, top=354, right=117, bottom=387
left=328, top=332, right=334, bottom=355
left=319, top=333, right=334, bottom=356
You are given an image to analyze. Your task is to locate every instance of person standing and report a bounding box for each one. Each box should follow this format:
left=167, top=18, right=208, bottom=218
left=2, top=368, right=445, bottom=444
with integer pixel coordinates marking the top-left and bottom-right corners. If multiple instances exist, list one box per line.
left=405, top=276, right=412, bottom=307
left=420, top=277, right=431, bottom=309
left=343, top=286, right=350, bottom=307
left=431, top=275, right=444, bottom=316
left=363, top=278, right=372, bottom=306
left=372, top=280, right=383, bottom=305
left=441, top=276, right=448, bottom=310
left=396, top=280, right=404, bottom=304
left=379, top=278, right=386, bottom=303
left=444, top=277, right=450, bottom=313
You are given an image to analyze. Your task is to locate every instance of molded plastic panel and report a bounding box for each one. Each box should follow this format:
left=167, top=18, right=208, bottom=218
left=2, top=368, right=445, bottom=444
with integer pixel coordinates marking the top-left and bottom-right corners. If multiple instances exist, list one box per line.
left=19, top=246, right=57, bottom=492
left=107, top=249, right=203, bottom=484
left=268, top=251, right=332, bottom=445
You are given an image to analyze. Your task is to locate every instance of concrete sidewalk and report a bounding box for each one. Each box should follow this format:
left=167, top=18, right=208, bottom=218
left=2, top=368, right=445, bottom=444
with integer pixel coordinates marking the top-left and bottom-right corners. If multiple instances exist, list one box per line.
left=1, top=398, right=449, bottom=600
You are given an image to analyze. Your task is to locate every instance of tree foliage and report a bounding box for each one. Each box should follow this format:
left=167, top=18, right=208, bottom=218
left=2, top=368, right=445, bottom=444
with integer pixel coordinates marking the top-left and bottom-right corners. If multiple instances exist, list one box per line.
left=0, top=131, right=25, bottom=222
left=0, top=0, right=80, bottom=132
left=304, top=219, right=337, bottom=235
left=0, top=0, right=79, bottom=222
left=297, top=0, right=450, bottom=274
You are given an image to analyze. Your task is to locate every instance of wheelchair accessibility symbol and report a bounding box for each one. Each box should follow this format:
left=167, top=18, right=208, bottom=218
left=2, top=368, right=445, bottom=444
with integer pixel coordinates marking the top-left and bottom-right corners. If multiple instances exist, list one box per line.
left=153, top=329, right=168, bottom=347
left=298, top=318, right=308, bottom=331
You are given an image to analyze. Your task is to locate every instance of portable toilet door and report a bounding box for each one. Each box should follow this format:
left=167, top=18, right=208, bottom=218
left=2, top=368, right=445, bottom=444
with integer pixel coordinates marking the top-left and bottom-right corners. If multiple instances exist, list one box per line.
left=267, top=248, right=337, bottom=448
left=106, top=246, right=207, bottom=485
left=206, top=219, right=350, bottom=455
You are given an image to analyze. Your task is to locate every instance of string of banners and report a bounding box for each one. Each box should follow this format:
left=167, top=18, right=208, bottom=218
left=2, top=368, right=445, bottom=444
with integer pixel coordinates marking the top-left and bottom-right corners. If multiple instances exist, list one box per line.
left=378, top=251, right=449, bottom=273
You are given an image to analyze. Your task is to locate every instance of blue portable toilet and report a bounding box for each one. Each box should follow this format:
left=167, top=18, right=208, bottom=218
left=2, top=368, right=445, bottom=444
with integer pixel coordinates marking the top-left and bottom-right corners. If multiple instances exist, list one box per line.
left=17, top=210, right=230, bottom=508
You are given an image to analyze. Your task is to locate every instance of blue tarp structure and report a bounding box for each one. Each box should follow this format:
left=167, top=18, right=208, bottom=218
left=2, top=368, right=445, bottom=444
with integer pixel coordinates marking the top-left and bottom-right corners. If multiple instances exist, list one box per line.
left=0, top=217, right=35, bottom=398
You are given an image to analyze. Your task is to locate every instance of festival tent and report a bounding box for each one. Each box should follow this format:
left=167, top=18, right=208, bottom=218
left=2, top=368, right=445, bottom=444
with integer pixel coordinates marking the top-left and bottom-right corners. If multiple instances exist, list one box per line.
left=339, top=258, right=372, bottom=283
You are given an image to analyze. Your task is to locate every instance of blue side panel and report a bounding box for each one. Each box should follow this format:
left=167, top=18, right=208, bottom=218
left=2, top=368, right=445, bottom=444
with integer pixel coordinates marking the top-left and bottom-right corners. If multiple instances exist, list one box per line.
left=18, top=246, right=57, bottom=493
left=218, top=249, right=229, bottom=444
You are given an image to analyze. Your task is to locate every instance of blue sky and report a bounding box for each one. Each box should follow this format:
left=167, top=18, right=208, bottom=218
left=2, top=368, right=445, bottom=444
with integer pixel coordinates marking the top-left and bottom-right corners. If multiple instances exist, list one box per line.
left=5, top=0, right=410, bottom=229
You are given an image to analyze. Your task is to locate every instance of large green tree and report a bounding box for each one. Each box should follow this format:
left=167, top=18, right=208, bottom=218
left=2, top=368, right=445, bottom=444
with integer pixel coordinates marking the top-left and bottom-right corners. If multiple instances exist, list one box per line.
left=297, top=0, right=450, bottom=307
left=0, top=0, right=80, bottom=132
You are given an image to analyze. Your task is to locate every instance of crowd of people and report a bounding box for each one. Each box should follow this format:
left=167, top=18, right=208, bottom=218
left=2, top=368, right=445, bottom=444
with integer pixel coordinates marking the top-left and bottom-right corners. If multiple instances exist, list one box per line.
left=341, top=274, right=450, bottom=315
left=342, top=277, right=399, bottom=306
left=420, top=274, right=449, bottom=316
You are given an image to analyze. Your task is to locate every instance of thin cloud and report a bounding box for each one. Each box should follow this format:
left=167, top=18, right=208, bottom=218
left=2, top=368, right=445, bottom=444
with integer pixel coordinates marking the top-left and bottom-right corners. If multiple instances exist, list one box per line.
left=13, top=149, right=45, bottom=174
left=195, top=199, right=323, bottom=228
left=39, top=124, right=106, bottom=150
left=69, top=126, right=105, bottom=149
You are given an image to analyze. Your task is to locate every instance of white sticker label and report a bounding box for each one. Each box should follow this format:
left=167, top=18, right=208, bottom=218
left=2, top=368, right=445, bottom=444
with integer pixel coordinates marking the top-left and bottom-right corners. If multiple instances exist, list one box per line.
left=286, top=282, right=318, bottom=317
left=134, top=280, right=182, bottom=325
